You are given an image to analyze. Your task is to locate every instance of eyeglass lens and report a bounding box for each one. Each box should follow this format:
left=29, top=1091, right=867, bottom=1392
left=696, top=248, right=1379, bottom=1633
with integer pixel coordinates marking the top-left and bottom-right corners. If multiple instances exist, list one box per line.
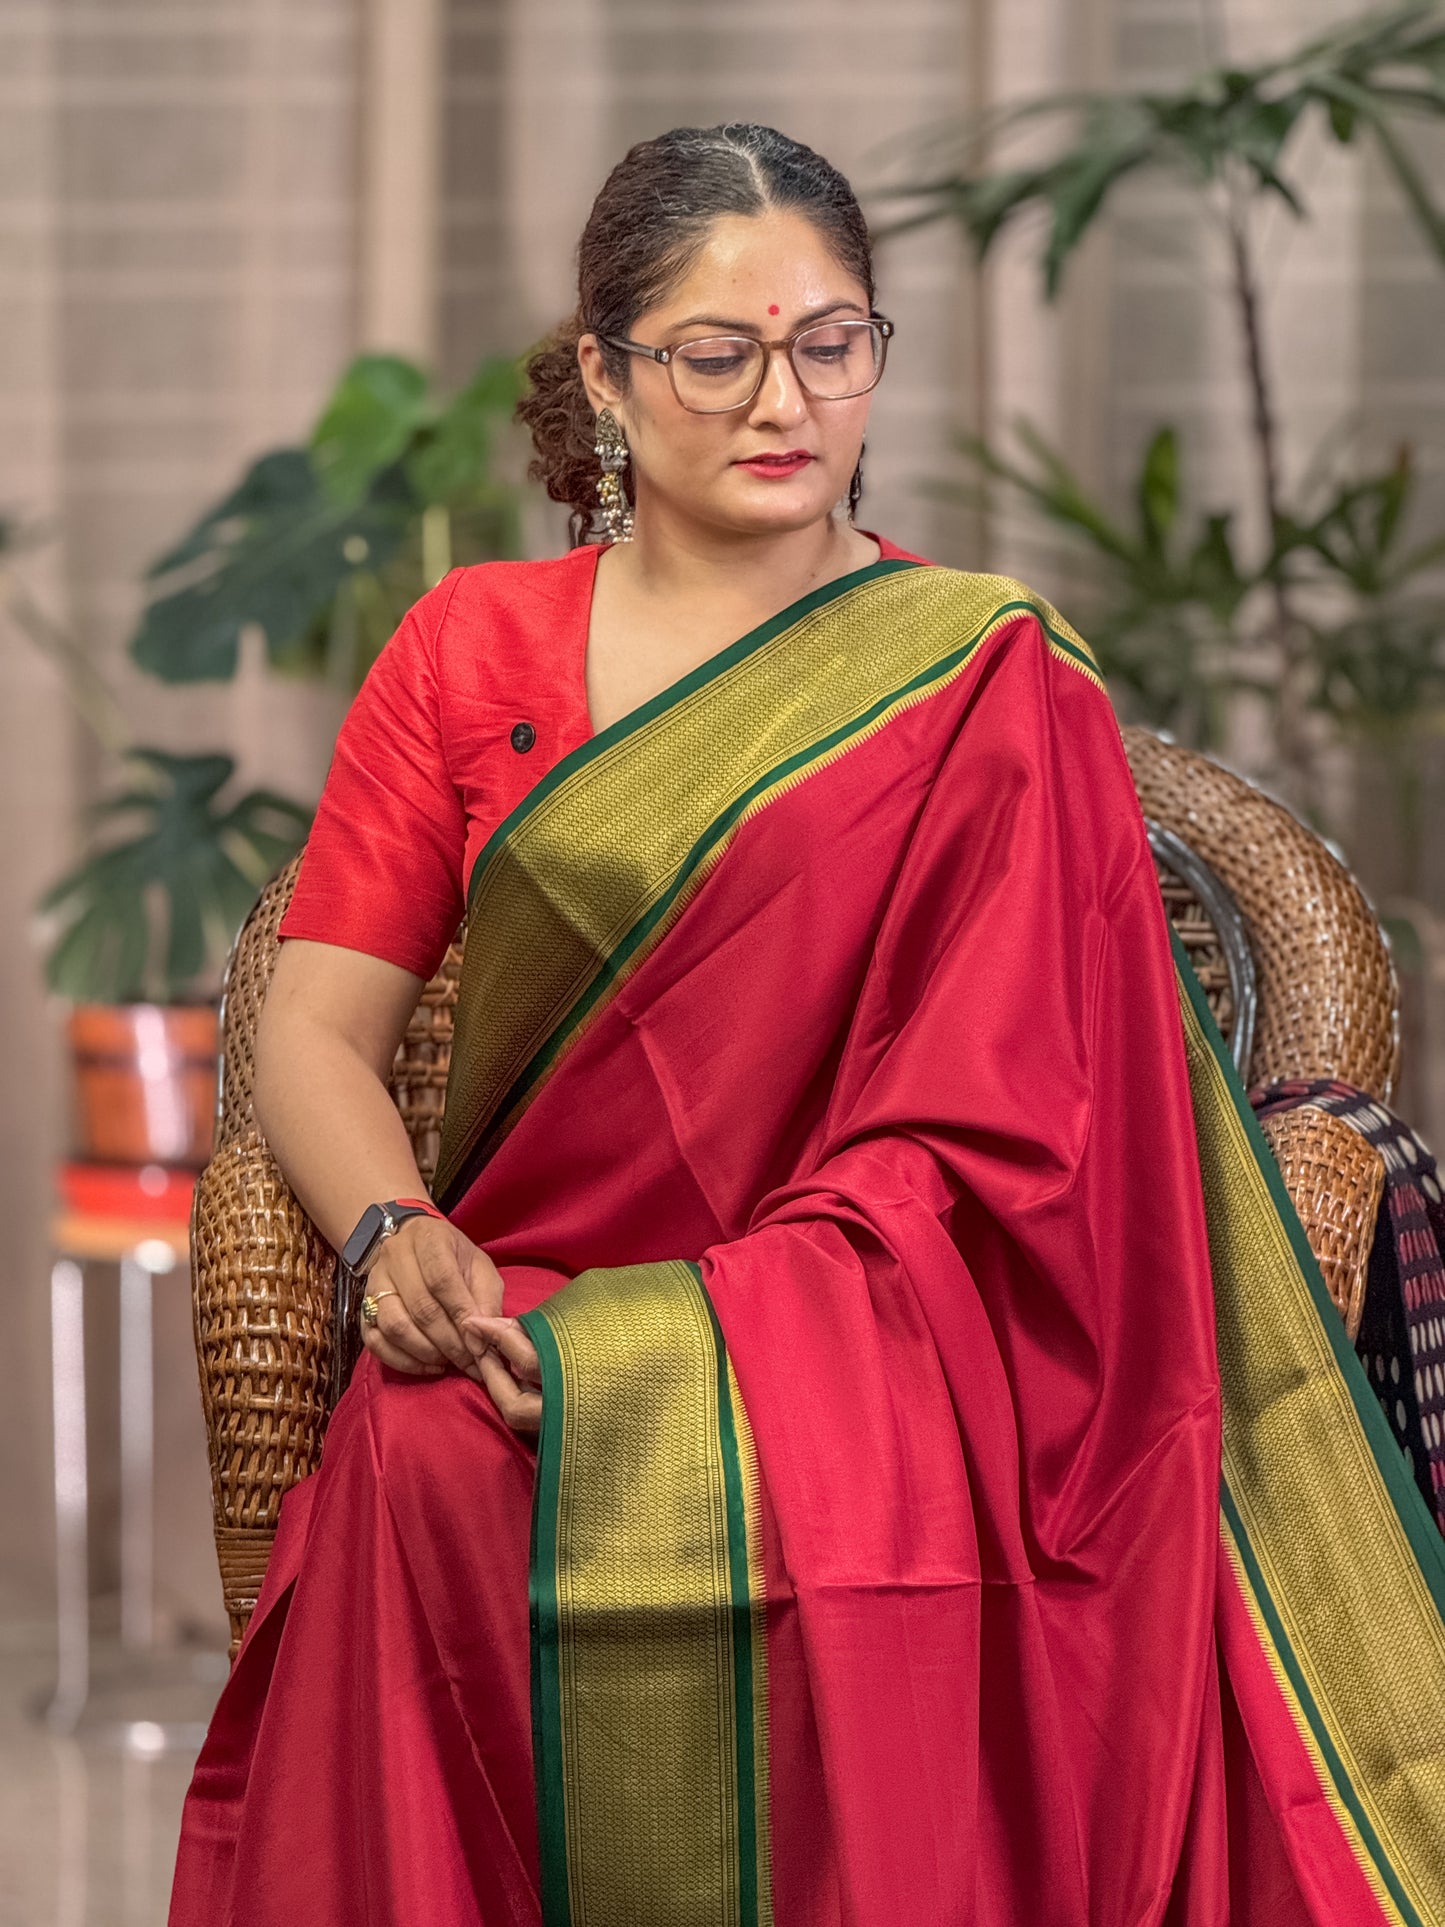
left=669, top=321, right=886, bottom=411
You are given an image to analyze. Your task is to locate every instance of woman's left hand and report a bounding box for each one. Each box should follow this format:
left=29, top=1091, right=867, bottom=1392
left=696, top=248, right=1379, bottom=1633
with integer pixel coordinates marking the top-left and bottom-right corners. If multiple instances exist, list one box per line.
left=462, top=1314, right=542, bottom=1435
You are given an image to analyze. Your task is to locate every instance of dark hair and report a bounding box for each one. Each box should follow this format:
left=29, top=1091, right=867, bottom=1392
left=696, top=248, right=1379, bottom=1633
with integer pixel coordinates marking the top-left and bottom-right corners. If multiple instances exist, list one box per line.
left=516, top=123, right=876, bottom=543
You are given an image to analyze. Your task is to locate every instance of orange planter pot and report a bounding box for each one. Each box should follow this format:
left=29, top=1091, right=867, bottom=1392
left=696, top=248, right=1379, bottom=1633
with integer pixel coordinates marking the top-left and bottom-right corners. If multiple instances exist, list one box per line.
left=67, top=1002, right=220, bottom=1169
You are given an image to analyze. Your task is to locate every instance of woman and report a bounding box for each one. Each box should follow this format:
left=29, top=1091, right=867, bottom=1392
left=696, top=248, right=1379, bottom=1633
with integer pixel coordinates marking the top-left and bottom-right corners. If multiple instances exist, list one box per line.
left=170, top=124, right=1445, bottom=1927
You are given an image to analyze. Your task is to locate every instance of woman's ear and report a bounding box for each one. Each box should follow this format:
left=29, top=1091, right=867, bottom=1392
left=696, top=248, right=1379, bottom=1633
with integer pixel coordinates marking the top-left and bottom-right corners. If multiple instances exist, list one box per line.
left=577, top=332, right=623, bottom=421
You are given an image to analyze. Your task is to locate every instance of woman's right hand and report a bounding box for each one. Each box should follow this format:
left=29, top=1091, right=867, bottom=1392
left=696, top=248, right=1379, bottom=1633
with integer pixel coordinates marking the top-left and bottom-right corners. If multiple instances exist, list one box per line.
left=358, top=1215, right=505, bottom=1380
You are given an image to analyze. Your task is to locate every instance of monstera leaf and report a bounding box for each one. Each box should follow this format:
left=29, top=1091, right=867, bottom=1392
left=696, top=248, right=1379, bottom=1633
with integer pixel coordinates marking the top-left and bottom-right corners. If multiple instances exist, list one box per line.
left=37, top=748, right=312, bottom=1004
left=129, top=351, right=524, bottom=690
left=130, top=448, right=413, bottom=683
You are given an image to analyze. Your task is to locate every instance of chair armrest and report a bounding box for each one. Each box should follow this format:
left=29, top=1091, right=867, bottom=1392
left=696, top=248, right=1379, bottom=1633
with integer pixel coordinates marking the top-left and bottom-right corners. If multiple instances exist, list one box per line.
left=190, top=1127, right=337, bottom=1654
left=1258, top=1107, right=1384, bottom=1341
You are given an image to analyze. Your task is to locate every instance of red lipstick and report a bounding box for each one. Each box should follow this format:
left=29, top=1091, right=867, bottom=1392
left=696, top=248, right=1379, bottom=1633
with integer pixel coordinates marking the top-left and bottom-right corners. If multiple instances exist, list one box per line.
left=734, top=450, right=814, bottom=479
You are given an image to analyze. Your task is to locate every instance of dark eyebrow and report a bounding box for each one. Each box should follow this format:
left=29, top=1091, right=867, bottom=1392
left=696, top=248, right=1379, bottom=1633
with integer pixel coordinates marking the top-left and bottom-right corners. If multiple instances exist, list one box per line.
left=668, top=298, right=868, bottom=333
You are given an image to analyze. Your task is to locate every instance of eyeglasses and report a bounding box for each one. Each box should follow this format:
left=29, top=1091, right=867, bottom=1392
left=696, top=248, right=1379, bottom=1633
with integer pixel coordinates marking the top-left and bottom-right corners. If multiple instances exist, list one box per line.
left=597, top=315, right=895, bottom=415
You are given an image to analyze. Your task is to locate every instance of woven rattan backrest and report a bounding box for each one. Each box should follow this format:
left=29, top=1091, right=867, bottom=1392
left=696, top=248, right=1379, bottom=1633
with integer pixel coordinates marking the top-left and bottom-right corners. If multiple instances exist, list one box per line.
left=1124, top=727, right=1400, bottom=1101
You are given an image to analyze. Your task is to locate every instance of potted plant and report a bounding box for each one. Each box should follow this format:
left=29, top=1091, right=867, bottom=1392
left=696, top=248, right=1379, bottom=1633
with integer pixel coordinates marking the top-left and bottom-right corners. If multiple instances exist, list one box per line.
left=3, top=516, right=313, bottom=1171
left=42, top=749, right=313, bottom=1169
left=7, top=346, right=524, bottom=1173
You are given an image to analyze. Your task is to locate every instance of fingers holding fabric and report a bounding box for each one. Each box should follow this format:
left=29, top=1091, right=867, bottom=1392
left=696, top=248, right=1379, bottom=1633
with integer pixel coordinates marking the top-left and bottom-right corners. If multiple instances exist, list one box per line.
left=361, top=1220, right=490, bottom=1376
left=405, top=1218, right=506, bottom=1353
left=355, top=1228, right=524, bottom=1405
left=463, top=1315, right=543, bottom=1435
left=359, top=1293, right=448, bottom=1377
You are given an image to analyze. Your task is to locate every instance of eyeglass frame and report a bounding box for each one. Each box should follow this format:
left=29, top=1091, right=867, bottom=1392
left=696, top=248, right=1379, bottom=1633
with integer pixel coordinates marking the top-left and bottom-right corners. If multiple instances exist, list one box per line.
left=593, top=313, right=896, bottom=414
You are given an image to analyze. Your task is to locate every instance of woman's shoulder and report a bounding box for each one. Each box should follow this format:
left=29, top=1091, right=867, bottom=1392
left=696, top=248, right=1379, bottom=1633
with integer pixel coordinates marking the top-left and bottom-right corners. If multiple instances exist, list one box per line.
left=871, top=531, right=933, bottom=566
left=407, top=548, right=596, bottom=639
left=390, top=549, right=597, bottom=684
left=383, top=550, right=598, bottom=722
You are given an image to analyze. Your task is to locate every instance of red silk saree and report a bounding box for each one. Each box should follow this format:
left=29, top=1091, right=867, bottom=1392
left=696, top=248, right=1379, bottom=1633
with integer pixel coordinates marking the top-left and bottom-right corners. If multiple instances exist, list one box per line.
left=170, top=557, right=1445, bottom=1927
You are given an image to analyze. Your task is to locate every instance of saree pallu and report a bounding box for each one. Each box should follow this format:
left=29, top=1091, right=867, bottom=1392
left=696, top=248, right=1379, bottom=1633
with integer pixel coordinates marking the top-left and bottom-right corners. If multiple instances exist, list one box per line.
left=169, top=558, right=1445, bottom=1927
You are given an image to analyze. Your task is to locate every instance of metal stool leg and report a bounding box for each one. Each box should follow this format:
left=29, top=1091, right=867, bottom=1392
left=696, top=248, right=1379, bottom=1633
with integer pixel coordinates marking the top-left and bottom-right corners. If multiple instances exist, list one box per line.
left=118, top=1252, right=156, bottom=1650
left=47, top=1256, right=89, bottom=1733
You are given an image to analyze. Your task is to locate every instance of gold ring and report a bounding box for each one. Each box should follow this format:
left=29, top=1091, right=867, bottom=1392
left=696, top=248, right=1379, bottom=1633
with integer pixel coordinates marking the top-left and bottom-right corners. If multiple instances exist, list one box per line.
left=360, top=1288, right=399, bottom=1328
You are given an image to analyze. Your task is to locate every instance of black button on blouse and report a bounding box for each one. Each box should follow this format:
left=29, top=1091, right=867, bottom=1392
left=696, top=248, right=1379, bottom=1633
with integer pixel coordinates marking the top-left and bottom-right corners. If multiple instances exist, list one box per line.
left=510, top=722, right=537, bottom=753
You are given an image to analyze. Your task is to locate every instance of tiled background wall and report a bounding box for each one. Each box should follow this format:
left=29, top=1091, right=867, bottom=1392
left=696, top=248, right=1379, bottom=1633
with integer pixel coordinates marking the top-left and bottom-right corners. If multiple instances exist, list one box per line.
left=0, top=0, right=363, bottom=1628
left=2, top=0, right=1442, bottom=1629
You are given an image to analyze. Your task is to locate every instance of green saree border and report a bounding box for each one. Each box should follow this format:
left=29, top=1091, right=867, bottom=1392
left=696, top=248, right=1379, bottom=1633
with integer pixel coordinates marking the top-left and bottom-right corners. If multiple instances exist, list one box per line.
left=434, top=567, right=1101, bottom=1207
left=519, top=1263, right=771, bottom=1927
left=1174, top=931, right=1445, bottom=1925
left=1220, top=1492, right=1416, bottom=1927
left=523, top=1308, right=572, bottom=1927
left=697, top=1265, right=767, bottom=1927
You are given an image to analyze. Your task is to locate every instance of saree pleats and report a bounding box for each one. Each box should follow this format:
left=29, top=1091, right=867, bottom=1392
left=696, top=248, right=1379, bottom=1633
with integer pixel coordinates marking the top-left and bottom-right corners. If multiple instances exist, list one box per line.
left=169, top=1354, right=546, bottom=1927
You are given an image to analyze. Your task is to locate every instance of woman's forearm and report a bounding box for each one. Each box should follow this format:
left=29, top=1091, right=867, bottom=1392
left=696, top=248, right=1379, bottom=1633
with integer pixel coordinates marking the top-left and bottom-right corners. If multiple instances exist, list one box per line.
left=253, top=1014, right=427, bottom=1252
left=251, top=939, right=436, bottom=1253
left=251, top=943, right=512, bottom=1390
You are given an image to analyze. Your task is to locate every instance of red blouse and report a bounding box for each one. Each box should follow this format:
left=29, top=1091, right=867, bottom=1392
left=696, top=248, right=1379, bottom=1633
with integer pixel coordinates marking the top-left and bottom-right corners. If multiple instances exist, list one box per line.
left=276, top=533, right=926, bottom=980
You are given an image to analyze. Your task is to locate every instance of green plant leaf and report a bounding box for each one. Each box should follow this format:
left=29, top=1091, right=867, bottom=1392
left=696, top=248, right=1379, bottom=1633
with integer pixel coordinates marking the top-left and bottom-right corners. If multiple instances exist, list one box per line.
left=1138, top=427, right=1180, bottom=557
left=310, top=355, right=432, bottom=507
left=1373, top=447, right=1413, bottom=557
left=130, top=348, right=525, bottom=692
left=873, top=4, right=1445, bottom=294
left=129, top=450, right=413, bottom=681
left=1307, top=73, right=1445, bottom=258
left=37, top=747, right=312, bottom=1002
left=407, top=355, right=526, bottom=506
left=1040, top=127, right=1154, bottom=293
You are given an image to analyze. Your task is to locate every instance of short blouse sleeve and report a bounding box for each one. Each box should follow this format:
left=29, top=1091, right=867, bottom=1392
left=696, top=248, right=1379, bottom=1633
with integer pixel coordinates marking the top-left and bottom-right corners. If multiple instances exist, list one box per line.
left=276, top=574, right=468, bottom=980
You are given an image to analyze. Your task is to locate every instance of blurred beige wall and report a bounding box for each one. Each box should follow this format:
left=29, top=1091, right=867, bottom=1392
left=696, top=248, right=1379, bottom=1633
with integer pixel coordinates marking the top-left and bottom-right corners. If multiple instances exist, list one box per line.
left=0, top=0, right=363, bottom=1631
left=1, top=0, right=1443, bottom=1633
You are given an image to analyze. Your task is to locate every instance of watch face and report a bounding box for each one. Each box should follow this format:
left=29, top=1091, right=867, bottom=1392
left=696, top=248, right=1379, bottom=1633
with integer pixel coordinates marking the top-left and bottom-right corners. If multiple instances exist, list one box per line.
left=342, top=1201, right=388, bottom=1273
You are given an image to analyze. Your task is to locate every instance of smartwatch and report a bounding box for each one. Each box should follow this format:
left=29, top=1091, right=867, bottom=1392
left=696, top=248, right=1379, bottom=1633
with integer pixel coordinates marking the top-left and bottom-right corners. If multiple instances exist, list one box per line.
left=341, top=1197, right=443, bottom=1276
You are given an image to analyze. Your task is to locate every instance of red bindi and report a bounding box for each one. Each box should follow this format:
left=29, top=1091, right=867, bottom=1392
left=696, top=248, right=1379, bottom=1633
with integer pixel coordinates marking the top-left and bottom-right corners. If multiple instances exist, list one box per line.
left=768, top=304, right=780, bottom=316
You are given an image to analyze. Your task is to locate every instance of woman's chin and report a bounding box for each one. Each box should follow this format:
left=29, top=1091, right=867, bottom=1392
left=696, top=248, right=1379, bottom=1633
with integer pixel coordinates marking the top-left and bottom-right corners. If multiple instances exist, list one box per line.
left=702, top=478, right=842, bottom=538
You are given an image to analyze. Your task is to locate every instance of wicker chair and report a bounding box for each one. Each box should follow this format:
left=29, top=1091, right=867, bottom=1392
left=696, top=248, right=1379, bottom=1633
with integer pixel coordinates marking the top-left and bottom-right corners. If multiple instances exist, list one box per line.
left=191, top=726, right=1401, bottom=1654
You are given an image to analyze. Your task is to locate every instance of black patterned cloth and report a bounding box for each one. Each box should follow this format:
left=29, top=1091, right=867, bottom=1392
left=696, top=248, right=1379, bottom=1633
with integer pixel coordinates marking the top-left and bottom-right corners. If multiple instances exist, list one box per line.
left=1251, top=1076, right=1445, bottom=1536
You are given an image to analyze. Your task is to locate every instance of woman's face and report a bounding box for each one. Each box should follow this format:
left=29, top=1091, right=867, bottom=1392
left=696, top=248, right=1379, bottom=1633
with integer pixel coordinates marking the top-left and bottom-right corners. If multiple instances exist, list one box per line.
left=579, top=207, right=879, bottom=541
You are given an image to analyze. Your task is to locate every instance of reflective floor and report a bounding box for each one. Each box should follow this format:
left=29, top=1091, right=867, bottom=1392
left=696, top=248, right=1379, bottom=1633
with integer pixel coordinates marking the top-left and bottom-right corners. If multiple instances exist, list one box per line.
left=0, top=1623, right=223, bottom=1927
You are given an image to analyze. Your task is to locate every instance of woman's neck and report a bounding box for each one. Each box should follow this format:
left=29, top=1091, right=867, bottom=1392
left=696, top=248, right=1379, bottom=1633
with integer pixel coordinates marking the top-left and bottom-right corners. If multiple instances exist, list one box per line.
left=583, top=508, right=884, bottom=738
left=605, top=508, right=880, bottom=616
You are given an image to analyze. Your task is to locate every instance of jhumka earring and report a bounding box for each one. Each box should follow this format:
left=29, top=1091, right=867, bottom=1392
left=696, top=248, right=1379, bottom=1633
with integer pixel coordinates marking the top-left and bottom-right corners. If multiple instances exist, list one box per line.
left=594, top=407, right=635, bottom=543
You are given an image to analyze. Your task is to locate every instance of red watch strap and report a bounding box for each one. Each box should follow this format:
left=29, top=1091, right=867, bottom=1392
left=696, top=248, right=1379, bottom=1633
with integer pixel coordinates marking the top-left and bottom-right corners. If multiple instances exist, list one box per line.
left=394, top=1196, right=446, bottom=1220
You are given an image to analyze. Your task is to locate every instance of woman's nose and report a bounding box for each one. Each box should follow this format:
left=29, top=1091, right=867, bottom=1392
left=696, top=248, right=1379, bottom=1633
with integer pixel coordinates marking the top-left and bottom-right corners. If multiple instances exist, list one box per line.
left=749, top=344, right=809, bottom=426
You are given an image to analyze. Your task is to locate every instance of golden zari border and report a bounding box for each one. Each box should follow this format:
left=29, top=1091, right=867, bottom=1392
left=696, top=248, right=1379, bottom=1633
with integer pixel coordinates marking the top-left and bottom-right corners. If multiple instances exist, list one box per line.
left=433, top=563, right=1100, bottom=1206
left=1175, top=942, right=1445, bottom=1927
left=520, top=1260, right=772, bottom=1927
